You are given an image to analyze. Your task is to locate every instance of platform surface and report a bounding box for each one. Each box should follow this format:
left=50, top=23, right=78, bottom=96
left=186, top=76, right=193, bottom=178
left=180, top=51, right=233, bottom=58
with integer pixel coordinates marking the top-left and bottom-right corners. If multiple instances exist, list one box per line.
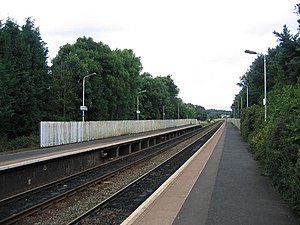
left=0, top=125, right=195, bottom=169
left=123, top=122, right=299, bottom=225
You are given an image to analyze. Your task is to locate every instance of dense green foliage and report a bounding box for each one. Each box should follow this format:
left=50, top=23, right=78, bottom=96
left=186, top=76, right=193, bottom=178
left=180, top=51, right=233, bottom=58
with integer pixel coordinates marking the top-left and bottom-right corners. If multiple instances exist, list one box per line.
left=49, top=37, right=142, bottom=121
left=233, top=5, right=300, bottom=216
left=0, top=18, right=50, bottom=139
left=0, top=17, right=223, bottom=151
left=48, top=37, right=206, bottom=121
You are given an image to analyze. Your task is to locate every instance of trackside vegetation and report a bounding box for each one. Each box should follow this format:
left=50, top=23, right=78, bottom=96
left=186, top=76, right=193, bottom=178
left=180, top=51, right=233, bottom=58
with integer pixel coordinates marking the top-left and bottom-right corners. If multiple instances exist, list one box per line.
left=232, top=4, right=300, bottom=217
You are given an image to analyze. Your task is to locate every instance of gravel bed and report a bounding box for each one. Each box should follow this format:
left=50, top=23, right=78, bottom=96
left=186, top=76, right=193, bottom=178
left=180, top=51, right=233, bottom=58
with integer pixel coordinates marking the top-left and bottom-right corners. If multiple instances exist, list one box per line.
left=21, top=132, right=204, bottom=225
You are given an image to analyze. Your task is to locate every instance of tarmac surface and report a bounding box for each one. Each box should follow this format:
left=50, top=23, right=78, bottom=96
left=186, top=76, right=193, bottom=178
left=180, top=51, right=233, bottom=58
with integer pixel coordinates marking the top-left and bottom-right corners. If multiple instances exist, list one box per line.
left=125, top=122, right=299, bottom=225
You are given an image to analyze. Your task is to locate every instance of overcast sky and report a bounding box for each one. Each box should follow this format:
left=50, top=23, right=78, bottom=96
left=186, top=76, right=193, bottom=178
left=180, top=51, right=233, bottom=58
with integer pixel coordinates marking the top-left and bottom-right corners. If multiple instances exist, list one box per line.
left=1, top=0, right=299, bottom=110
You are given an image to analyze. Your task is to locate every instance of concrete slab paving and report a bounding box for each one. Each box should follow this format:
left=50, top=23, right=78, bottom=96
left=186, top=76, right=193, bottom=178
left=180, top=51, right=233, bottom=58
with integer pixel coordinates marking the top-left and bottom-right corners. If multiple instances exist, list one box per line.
left=123, top=122, right=299, bottom=225
left=174, top=123, right=299, bottom=225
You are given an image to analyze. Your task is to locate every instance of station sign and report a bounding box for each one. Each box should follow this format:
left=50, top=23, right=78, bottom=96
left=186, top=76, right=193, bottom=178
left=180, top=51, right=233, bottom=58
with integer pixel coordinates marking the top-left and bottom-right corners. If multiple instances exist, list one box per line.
left=80, top=106, right=88, bottom=111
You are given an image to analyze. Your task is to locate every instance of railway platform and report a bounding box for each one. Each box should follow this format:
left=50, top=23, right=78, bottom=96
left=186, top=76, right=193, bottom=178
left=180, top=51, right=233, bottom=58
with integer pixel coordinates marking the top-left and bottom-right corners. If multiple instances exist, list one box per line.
left=123, top=122, right=299, bottom=225
left=0, top=124, right=196, bottom=168
left=0, top=124, right=200, bottom=201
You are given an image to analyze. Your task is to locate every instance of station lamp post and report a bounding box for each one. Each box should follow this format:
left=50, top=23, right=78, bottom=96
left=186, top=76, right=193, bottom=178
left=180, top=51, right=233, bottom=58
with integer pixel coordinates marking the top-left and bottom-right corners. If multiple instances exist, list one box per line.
left=245, top=84, right=249, bottom=107
left=240, top=95, right=243, bottom=110
left=244, top=50, right=267, bottom=121
left=136, top=90, right=146, bottom=120
left=237, top=97, right=240, bottom=118
left=81, top=72, right=97, bottom=122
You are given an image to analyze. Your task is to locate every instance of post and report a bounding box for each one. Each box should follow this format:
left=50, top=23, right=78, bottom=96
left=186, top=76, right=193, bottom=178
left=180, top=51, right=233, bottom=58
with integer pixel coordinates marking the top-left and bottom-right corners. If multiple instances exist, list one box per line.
left=82, top=73, right=96, bottom=122
left=263, top=54, right=267, bottom=121
left=136, top=90, right=146, bottom=120
left=137, top=95, right=139, bottom=120
left=237, top=98, right=239, bottom=118
left=82, top=77, right=85, bottom=122
left=245, top=85, right=249, bottom=107
left=241, top=95, right=243, bottom=110
left=233, top=107, right=235, bottom=119
left=177, top=103, right=180, bottom=119
left=245, top=50, right=267, bottom=121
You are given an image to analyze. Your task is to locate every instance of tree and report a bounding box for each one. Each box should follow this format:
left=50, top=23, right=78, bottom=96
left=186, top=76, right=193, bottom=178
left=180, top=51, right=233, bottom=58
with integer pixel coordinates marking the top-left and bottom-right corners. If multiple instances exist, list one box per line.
left=139, top=73, right=169, bottom=119
left=160, top=75, right=180, bottom=118
left=49, top=37, right=143, bottom=121
left=273, top=25, right=300, bottom=86
left=195, top=105, right=207, bottom=121
left=0, top=18, right=50, bottom=138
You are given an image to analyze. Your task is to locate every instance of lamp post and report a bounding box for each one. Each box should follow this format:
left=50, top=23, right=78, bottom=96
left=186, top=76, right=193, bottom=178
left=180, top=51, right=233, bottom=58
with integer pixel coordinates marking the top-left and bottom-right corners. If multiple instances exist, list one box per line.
left=245, top=84, right=249, bottom=107
left=237, top=98, right=240, bottom=118
left=240, top=95, right=243, bottom=110
left=137, top=90, right=146, bottom=120
left=81, top=72, right=96, bottom=122
left=245, top=50, right=267, bottom=121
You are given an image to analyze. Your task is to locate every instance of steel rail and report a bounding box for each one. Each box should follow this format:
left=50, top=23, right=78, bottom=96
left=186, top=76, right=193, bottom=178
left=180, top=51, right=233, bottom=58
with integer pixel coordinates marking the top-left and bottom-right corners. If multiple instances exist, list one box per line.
left=0, top=123, right=218, bottom=225
left=67, top=121, right=223, bottom=225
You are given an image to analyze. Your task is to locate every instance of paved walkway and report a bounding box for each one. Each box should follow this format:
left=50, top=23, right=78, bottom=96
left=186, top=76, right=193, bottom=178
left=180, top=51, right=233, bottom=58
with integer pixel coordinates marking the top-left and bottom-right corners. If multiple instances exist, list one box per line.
left=125, top=122, right=299, bottom=225
left=174, top=122, right=298, bottom=225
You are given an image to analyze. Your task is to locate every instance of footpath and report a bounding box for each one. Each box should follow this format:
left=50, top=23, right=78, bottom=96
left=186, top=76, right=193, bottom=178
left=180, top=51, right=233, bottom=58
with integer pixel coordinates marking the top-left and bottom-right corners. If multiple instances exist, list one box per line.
left=126, top=122, right=299, bottom=225
left=173, top=122, right=298, bottom=225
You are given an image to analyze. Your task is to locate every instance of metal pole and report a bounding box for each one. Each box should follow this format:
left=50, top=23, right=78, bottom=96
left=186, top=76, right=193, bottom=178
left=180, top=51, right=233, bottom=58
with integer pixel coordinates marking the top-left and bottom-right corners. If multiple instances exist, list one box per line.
left=82, top=73, right=96, bottom=122
left=264, top=54, right=267, bottom=121
left=241, top=96, right=243, bottom=110
left=245, top=85, right=249, bottom=107
left=234, top=107, right=236, bottom=119
left=177, top=103, right=180, bottom=119
left=137, top=95, right=139, bottom=120
left=82, top=77, right=85, bottom=122
left=237, top=98, right=239, bottom=118
left=245, top=50, right=267, bottom=120
left=136, top=90, right=146, bottom=120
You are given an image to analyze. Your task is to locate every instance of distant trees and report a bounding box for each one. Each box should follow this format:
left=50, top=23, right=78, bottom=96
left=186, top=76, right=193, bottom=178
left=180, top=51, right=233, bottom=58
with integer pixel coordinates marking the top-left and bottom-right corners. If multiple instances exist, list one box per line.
left=195, top=105, right=207, bottom=121
left=138, top=73, right=181, bottom=120
left=49, top=37, right=142, bottom=121
left=49, top=37, right=212, bottom=122
left=0, top=17, right=212, bottom=150
left=1, top=17, right=227, bottom=151
left=0, top=18, right=50, bottom=139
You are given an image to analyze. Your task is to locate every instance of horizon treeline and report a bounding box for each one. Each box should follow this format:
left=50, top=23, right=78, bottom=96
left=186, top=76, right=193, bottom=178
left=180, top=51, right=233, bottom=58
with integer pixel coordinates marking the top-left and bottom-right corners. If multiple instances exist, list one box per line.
left=0, top=17, right=216, bottom=143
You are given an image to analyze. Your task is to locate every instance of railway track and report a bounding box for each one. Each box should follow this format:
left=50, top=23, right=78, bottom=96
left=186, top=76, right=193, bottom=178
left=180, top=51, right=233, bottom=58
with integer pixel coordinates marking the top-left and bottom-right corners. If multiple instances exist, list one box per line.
left=68, top=121, right=222, bottom=225
left=0, top=122, right=221, bottom=225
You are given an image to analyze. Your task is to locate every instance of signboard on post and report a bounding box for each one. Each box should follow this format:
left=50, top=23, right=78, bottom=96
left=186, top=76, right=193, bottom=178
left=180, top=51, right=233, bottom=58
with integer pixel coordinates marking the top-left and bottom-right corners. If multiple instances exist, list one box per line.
left=80, top=106, right=88, bottom=111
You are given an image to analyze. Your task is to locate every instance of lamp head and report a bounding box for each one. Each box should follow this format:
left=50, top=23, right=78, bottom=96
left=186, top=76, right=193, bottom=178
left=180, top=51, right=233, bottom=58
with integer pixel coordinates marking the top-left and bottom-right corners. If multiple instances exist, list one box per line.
left=244, top=50, right=258, bottom=55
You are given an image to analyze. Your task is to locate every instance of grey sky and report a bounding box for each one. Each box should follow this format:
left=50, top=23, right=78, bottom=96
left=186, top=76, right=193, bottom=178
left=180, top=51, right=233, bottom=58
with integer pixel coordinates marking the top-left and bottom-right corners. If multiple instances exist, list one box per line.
left=1, top=0, right=299, bottom=110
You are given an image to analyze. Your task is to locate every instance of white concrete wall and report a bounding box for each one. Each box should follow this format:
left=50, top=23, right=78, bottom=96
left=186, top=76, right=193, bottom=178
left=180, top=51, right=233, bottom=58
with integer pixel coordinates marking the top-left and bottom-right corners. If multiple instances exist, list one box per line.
left=40, top=119, right=198, bottom=148
left=227, top=118, right=240, bottom=130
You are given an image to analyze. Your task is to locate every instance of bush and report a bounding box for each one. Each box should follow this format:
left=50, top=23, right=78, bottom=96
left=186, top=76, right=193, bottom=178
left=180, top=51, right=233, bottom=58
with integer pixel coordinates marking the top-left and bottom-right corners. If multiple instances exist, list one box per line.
left=240, top=105, right=264, bottom=142
left=241, top=82, right=300, bottom=217
left=0, top=134, right=39, bottom=152
left=264, top=113, right=300, bottom=215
